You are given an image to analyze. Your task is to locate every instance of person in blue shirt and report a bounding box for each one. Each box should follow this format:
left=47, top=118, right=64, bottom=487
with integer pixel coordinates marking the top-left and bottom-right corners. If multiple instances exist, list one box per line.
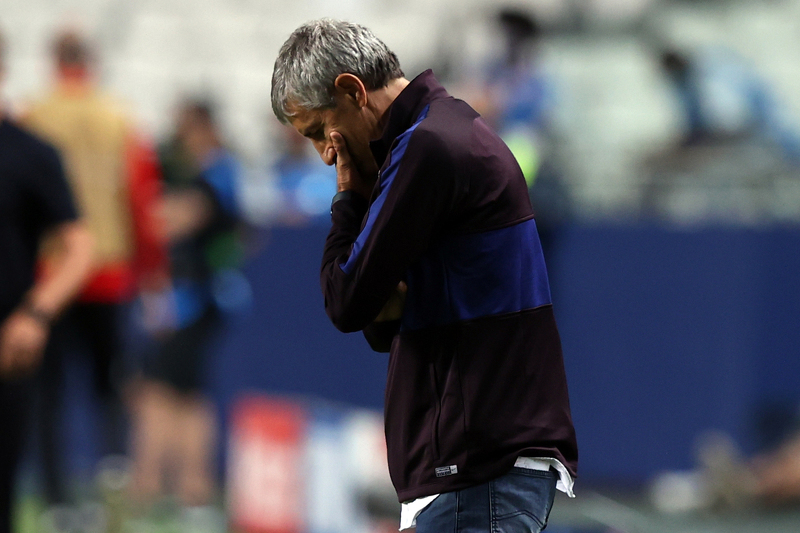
left=480, top=7, right=572, bottom=268
left=660, top=45, right=800, bottom=163
left=128, top=99, right=246, bottom=514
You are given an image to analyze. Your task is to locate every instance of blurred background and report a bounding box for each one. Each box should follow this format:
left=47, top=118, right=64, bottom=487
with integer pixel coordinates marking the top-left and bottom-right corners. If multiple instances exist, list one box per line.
left=2, top=0, right=800, bottom=531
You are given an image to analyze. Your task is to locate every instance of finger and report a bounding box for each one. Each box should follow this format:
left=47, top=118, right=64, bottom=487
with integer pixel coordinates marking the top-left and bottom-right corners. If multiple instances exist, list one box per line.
left=330, top=131, right=344, bottom=151
left=330, top=132, right=351, bottom=166
left=324, top=145, right=337, bottom=166
left=397, top=281, right=408, bottom=293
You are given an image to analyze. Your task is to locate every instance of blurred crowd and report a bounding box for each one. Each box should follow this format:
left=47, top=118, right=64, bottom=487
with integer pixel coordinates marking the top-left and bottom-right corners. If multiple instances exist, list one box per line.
left=1, top=26, right=253, bottom=533
left=2, top=1, right=800, bottom=532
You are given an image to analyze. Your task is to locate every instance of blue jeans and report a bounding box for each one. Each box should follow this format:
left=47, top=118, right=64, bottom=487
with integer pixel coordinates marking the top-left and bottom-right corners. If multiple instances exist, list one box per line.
left=415, top=467, right=557, bottom=533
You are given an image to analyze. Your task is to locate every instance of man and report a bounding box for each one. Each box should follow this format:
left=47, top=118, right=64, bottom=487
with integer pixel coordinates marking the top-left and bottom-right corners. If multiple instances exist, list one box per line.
left=0, top=30, right=94, bottom=533
left=129, top=99, right=244, bottom=513
left=658, top=45, right=800, bottom=161
left=21, top=29, right=166, bottom=505
left=482, top=7, right=572, bottom=265
left=271, top=19, right=577, bottom=531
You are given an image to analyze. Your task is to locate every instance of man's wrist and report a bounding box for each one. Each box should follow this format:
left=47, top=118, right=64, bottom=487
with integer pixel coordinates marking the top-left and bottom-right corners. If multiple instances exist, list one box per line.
left=331, top=190, right=367, bottom=214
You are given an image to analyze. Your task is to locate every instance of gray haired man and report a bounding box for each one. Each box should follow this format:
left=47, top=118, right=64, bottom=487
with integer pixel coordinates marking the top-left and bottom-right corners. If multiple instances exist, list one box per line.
left=272, top=19, right=578, bottom=532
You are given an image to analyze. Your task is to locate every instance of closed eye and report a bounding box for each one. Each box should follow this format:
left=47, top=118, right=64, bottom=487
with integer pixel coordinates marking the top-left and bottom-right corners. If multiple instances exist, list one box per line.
left=303, top=127, right=324, bottom=141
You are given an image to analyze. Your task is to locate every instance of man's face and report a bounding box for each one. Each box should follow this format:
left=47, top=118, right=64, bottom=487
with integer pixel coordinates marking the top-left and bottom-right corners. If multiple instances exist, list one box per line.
left=287, top=95, right=379, bottom=181
left=176, top=110, right=211, bottom=163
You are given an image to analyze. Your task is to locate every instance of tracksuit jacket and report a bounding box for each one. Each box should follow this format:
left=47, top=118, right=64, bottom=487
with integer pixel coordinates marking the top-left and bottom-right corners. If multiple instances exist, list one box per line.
left=322, top=70, right=578, bottom=502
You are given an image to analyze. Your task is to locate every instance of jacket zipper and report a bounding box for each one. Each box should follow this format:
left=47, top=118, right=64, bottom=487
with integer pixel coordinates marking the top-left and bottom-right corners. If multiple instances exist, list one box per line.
left=430, top=360, right=441, bottom=461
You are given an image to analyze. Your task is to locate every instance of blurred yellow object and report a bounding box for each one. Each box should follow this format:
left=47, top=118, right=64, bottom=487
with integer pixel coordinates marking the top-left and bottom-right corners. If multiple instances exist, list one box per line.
left=503, top=128, right=540, bottom=188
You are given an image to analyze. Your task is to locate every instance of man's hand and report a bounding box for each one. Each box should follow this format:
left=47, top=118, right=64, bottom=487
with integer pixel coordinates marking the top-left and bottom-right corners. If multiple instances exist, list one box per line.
left=375, top=281, right=407, bottom=323
left=0, top=311, right=50, bottom=378
left=156, top=189, right=214, bottom=242
left=330, top=131, right=375, bottom=199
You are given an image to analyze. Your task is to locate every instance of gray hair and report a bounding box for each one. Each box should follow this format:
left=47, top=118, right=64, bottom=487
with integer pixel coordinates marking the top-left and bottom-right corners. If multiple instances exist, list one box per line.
left=271, top=19, right=404, bottom=124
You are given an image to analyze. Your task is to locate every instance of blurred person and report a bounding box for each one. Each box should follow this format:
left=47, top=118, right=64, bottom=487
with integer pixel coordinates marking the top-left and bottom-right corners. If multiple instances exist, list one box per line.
left=642, top=44, right=800, bottom=220
left=20, top=29, right=167, bottom=507
left=475, top=7, right=571, bottom=264
left=689, top=429, right=800, bottom=511
left=0, top=30, right=94, bottom=533
left=476, top=8, right=552, bottom=142
left=751, top=432, right=800, bottom=505
left=271, top=19, right=577, bottom=533
left=128, top=99, right=244, bottom=519
left=659, top=45, right=800, bottom=162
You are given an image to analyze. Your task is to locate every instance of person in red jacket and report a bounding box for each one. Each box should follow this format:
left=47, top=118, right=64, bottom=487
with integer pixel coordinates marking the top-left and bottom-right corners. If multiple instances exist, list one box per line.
left=21, top=29, right=167, bottom=506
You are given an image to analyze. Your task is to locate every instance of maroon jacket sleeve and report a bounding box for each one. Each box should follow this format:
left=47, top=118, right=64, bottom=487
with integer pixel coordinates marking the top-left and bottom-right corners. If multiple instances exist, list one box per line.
left=320, top=127, right=457, bottom=334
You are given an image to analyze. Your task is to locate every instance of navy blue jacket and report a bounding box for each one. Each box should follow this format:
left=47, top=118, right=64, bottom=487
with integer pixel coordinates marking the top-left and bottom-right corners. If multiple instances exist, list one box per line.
left=0, top=118, right=77, bottom=320
left=322, top=70, right=578, bottom=502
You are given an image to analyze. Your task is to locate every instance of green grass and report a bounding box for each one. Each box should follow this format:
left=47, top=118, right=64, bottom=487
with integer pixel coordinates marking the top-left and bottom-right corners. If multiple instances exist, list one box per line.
left=13, top=493, right=227, bottom=533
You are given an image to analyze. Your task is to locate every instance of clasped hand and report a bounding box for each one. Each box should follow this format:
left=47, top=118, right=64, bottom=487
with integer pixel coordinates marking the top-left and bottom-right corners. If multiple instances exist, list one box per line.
left=329, top=131, right=375, bottom=199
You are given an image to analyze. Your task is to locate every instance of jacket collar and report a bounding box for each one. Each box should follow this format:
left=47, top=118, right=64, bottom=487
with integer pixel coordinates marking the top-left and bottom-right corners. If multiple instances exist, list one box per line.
left=370, top=70, right=449, bottom=165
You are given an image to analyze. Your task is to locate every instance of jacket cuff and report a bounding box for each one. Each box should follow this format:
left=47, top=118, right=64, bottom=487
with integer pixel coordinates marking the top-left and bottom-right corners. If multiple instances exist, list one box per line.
left=330, top=190, right=368, bottom=214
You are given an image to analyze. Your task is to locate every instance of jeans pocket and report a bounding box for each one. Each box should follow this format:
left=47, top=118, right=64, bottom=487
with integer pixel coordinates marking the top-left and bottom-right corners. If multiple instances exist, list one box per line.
left=490, top=468, right=557, bottom=533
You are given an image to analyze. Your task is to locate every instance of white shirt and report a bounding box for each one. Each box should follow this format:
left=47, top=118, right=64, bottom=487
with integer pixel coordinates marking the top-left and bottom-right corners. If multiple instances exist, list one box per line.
left=399, top=457, right=575, bottom=530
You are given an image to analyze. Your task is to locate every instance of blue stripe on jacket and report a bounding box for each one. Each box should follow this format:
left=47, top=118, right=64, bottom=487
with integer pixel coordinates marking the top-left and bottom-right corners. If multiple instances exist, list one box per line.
left=340, top=105, right=431, bottom=275
left=402, top=217, right=552, bottom=331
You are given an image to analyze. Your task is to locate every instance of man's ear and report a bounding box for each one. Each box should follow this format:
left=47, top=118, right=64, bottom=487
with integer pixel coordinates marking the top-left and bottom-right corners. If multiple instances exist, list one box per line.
left=334, top=73, right=368, bottom=108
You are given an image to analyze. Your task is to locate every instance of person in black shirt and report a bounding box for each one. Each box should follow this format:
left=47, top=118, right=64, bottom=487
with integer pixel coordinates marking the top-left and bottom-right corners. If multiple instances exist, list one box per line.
left=0, top=31, right=94, bottom=533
